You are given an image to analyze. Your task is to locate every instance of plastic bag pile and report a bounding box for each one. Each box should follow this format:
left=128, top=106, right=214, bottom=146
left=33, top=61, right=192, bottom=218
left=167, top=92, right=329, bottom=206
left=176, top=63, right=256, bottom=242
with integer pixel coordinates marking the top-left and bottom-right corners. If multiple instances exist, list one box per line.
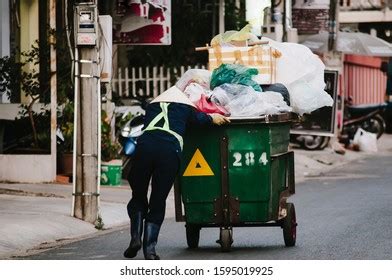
left=174, top=34, right=333, bottom=117
left=176, top=66, right=291, bottom=117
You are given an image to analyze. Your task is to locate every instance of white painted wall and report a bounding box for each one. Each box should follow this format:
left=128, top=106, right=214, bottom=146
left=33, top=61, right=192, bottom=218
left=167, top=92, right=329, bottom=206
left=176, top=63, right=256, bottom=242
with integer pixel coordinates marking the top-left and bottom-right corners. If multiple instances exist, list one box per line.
left=98, top=15, right=112, bottom=83
left=0, top=103, right=49, bottom=120
left=20, top=0, right=39, bottom=104
left=0, top=103, right=56, bottom=183
left=246, top=0, right=270, bottom=36
left=0, top=0, right=10, bottom=57
left=0, top=0, right=57, bottom=183
left=0, top=155, right=55, bottom=183
left=339, top=9, right=392, bottom=23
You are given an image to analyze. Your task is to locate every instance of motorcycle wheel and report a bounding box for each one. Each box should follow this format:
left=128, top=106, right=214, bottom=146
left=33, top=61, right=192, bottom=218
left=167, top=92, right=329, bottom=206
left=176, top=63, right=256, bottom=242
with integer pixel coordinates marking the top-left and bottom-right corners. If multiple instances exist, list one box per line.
left=319, top=136, right=330, bottom=149
left=303, top=135, right=329, bottom=150
left=362, top=114, right=385, bottom=139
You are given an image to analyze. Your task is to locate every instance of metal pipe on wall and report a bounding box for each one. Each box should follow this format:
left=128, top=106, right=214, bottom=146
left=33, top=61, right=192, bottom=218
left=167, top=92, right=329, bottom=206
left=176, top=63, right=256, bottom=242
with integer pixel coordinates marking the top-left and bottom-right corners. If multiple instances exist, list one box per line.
left=49, top=0, right=57, bottom=182
left=219, top=0, right=225, bottom=34
left=71, top=47, right=79, bottom=217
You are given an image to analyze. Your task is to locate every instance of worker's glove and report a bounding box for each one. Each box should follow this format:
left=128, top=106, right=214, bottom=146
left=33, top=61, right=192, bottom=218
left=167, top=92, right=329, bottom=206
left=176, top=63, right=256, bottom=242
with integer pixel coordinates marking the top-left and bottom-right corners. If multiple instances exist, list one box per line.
left=210, top=113, right=230, bottom=125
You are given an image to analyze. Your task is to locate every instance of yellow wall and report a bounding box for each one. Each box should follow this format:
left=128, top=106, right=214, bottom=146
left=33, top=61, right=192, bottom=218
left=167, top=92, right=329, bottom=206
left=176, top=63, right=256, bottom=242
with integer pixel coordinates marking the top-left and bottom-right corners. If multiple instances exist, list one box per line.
left=20, top=0, right=39, bottom=104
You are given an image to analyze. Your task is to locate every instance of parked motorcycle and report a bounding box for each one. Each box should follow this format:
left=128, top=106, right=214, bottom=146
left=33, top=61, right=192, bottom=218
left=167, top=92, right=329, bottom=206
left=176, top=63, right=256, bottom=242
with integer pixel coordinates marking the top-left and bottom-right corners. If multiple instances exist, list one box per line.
left=339, top=102, right=387, bottom=145
left=290, top=133, right=330, bottom=150
left=291, top=99, right=388, bottom=149
left=117, top=96, right=151, bottom=179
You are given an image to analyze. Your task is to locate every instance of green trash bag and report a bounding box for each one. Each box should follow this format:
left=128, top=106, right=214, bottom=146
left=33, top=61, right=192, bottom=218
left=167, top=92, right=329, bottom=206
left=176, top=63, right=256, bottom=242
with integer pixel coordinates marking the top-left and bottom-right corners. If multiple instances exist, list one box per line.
left=210, top=64, right=262, bottom=92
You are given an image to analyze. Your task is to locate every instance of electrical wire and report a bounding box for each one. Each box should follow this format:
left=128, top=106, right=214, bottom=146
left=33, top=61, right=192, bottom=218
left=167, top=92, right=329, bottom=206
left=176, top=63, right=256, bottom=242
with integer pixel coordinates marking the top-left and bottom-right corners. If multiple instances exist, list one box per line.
left=65, top=0, right=75, bottom=85
left=272, top=0, right=283, bottom=8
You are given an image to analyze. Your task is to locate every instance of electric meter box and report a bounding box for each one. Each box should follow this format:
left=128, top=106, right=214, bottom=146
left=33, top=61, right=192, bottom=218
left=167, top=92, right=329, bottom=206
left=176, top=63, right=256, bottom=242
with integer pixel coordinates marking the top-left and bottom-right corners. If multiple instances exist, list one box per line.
left=74, top=3, right=98, bottom=46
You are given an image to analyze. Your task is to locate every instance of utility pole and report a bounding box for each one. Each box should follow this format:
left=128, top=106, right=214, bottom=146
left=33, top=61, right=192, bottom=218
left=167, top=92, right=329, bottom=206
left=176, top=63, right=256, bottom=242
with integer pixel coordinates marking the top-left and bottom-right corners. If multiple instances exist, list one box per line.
left=328, top=0, right=339, bottom=51
left=327, top=0, right=343, bottom=151
left=325, top=0, right=342, bottom=71
left=72, top=2, right=100, bottom=224
left=49, top=0, right=57, bottom=185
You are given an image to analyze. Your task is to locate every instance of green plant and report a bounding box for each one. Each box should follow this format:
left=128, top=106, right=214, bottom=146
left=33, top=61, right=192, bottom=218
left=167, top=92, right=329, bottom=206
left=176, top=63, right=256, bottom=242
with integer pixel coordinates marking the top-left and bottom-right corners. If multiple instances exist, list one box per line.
left=1, top=27, right=73, bottom=152
left=21, top=42, right=52, bottom=150
left=94, top=214, right=105, bottom=230
left=0, top=42, right=51, bottom=150
left=115, top=111, right=133, bottom=134
left=57, top=100, right=74, bottom=153
left=0, top=56, right=21, bottom=101
left=101, top=110, right=122, bottom=162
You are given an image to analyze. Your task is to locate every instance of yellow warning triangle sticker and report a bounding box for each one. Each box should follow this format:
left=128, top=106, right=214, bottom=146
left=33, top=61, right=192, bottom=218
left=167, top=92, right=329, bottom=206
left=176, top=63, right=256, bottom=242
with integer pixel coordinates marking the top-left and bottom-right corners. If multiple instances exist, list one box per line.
left=183, top=149, right=214, bottom=177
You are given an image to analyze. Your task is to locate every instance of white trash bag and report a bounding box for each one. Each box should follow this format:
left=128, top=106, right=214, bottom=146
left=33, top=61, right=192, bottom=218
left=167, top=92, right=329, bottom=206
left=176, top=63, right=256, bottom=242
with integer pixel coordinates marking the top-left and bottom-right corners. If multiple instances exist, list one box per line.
left=262, top=38, right=333, bottom=115
left=175, top=69, right=211, bottom=91
left=288, top=77, right=334, bottom=115
left=210, top=84, right=292, bottom=117
left=184, top=82, right=208, bottom=104
left=353, top=128, right=378, bottom=153
left=259, top=91, right=292, bottom=113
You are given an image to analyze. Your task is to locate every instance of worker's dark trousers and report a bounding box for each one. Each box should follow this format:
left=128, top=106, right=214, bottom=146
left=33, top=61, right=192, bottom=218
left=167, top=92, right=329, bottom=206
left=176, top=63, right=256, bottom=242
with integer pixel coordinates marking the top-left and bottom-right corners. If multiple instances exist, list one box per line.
left=127, top=138, right=180, bottom=226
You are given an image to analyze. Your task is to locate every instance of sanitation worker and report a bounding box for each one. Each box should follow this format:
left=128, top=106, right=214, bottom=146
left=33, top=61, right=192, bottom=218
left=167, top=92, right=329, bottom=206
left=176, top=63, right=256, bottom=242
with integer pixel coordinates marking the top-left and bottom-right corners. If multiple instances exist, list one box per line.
left=124, top=86, right=230, bottom=260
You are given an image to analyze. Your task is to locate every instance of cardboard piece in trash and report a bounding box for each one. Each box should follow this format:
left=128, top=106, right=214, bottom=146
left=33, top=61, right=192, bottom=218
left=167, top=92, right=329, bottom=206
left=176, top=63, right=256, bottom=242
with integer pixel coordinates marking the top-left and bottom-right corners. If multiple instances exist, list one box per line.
left=151, top=86, right=196, bottom=108
left=227, top=40, right=247, bottom=47
left=208, top=44, right=281, bottom=85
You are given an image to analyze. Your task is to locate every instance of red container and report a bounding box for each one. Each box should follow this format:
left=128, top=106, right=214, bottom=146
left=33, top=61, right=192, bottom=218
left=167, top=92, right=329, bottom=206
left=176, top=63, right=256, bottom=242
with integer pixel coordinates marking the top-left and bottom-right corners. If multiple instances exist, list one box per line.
left=343, top=54, right=387, bottom=105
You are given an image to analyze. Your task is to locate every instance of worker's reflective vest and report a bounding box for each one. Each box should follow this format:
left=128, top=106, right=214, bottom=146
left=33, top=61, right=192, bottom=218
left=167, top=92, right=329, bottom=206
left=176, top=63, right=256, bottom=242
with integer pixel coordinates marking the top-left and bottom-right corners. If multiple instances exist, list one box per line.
left=143, top=102, right=184, bottom=150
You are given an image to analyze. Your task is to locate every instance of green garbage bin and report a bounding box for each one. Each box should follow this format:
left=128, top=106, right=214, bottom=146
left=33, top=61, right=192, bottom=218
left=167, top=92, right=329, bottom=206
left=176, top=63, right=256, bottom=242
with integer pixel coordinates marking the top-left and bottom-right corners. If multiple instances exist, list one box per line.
left=174, top=113, right=297, bottom=251
left=101, top=159, right=123, bottom=186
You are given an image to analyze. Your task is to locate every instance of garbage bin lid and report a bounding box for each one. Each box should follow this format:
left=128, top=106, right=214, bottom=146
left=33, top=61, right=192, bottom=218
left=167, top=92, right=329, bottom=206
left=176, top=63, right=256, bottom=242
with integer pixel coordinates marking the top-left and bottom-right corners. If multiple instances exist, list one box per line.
left=228, top=112, right=294, bottom=123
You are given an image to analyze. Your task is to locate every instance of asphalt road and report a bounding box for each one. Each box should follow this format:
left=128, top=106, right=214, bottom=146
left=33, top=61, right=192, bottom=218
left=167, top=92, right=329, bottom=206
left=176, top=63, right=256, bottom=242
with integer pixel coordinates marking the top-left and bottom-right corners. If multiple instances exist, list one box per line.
left=23, top=154, right=392, bottom=260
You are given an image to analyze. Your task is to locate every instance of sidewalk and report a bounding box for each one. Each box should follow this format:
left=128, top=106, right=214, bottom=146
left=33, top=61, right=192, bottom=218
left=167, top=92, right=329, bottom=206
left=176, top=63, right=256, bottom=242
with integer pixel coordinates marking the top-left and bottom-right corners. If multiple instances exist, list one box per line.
left=0, top=184, right=132, bottom=258
left=1, top=135, right=392, bottom=259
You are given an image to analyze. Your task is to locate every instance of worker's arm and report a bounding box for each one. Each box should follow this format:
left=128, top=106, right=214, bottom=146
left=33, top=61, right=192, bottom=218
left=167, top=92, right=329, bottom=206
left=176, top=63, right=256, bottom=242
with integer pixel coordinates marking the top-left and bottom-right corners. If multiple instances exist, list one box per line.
left=189, top=110, right=213, bottom=125
left=189, top=109, right=230, bottom=126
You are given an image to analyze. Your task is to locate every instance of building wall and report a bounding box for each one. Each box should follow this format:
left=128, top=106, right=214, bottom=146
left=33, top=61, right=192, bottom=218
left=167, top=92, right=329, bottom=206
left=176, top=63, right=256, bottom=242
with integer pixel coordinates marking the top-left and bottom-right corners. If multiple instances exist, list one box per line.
left=344, top=55, right=387, bottom=105
left=1, top=0, right=11, bottom=103
left=0, top=155, right=55, bottom=183
left=0, top=0, right=10, bottom=57
left=292, top=8, right=329, bottom=34
left=293, top=0, right=390, bottom=34
left=0, top=0, right=57, bottom=183
left=20, top=0, right=40, bottom=104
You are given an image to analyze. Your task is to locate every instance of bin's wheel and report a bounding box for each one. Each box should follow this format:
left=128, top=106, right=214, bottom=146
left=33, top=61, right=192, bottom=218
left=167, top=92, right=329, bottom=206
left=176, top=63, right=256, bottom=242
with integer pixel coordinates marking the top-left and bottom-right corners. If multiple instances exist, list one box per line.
left=283, top=203, right=297, bottom=247
left=186, top=224, right=200, bottom=249
left=218, top=228, right=233, bottom=252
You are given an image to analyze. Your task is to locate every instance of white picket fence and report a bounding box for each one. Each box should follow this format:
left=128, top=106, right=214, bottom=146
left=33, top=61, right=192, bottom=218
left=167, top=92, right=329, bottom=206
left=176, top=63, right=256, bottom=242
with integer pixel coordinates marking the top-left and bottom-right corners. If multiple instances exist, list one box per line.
left=112, top=65, right=207, bottom=98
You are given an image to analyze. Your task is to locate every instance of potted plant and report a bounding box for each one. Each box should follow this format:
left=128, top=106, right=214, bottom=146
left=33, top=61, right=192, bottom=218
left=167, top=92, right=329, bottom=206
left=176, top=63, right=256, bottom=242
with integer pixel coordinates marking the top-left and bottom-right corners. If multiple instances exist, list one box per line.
left=100, top=110, right=123, bottom=186
left=57, top=100, right=74, bottom=176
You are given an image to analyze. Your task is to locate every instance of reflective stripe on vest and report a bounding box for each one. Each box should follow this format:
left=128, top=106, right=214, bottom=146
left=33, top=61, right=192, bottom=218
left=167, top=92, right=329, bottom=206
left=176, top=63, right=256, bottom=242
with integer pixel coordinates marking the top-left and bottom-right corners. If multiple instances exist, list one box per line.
left=143, top=102, right=184, bottom=150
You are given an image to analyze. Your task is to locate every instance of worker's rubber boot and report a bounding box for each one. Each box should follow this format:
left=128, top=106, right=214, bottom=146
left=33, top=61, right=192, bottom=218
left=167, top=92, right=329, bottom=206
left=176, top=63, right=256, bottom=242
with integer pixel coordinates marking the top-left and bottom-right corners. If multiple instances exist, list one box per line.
left=123, top=212, right=143, bottom=258
left=143, top=222, right=161, bottom=260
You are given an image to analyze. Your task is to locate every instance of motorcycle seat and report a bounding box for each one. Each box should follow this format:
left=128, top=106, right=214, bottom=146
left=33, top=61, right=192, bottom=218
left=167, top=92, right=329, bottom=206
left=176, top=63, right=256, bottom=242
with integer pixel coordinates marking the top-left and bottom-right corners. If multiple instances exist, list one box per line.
left=347, top=103, right=387, bottom=116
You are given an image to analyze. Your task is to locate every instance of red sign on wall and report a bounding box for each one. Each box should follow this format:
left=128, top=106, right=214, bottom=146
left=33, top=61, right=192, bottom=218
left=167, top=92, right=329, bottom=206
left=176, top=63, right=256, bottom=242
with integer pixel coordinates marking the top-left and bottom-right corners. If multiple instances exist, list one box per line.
left=113, top=0, right=171, bottom=45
